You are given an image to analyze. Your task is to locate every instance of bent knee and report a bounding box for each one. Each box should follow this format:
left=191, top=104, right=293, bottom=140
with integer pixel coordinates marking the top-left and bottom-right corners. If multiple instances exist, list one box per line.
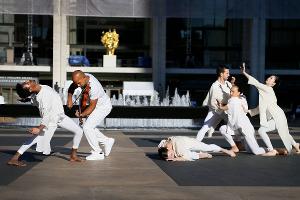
left=219, top=125, right=227, bottom=134
left=258, top=127, right=267, bottom=134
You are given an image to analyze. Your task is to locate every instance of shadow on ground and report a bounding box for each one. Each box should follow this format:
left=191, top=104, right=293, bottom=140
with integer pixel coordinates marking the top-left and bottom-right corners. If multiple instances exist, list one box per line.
left=0, top=137, right=72, bottom=186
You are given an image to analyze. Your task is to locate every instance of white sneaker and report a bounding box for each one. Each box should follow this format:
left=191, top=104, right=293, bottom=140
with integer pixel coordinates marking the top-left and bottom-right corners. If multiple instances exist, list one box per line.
left=86, top=152, right=105, bottom=160
left=104, top=138, right=115, bottom=157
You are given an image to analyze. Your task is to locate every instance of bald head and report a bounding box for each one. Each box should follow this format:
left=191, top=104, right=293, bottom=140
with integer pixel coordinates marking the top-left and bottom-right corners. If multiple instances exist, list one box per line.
left=72, top=70, right=85, bottom=81
left=72, top=70, right=88, bottom=87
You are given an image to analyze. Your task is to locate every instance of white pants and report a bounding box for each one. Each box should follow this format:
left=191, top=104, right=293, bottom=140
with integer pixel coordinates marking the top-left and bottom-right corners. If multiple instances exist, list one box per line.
left=258, top=119, right=297, bottom=151
left=18, top=116, right=83, bottom=155
left=196, top=111, right=236, bottom=147
left=220, top=125, right=265, bottom=155
left=196, top=111, right=224, bottom=141
left=191, top=140, right=222, bottom=153
left=82, top=105, right=112, bottom=153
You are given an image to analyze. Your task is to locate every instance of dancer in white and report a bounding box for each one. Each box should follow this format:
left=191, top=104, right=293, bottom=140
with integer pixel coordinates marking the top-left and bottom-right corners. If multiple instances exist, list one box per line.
left=67, top=70, right=114, bottom=160
left=241, top=64, right=300, bottom=154
left=197, top=66, right=239, bottom=152
left=158, top=136, right=236, bottom=161
left=218, top=85, right=277, bottom=156
left=7, top=80, right=83, bottom=167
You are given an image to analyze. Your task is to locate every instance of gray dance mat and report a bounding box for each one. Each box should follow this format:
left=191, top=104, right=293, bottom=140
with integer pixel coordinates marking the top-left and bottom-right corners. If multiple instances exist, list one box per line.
left=131, top=137, right=300, bottom=186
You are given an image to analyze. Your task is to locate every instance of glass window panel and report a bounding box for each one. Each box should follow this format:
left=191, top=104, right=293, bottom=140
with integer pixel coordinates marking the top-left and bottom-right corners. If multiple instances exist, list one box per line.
left=68, top=16, right=151, bottom=67
left=0, top=14, right=53, bottom=65
left=166, top=18, right=243, bottom=68
left=266, top=19, right=300, bottom=69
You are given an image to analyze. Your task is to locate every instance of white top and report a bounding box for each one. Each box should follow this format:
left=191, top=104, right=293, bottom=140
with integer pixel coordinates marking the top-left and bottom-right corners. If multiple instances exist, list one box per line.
left=31, top=85, right=65, bottom=127
left=86, top=73, right=111, bottom=108
left=247, top=75, right=277, bottom=127
left=227, top=96, right=249, bottom=130
left=247, top=75, right=293, bottom=152
left=202, top=80, right=232, bottom=113
left=169, top=136, right=205, bottom=161
left=0, top=96, right=4, bottom=104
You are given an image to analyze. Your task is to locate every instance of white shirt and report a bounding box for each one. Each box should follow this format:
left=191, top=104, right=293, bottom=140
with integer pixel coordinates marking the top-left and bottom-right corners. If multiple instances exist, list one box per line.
left=202, top=80, right=232, bottom=113
left=31, top=85, right=65, bottom=127
left=169, top=136, right=205, bottom=161
left=227, top=96, right=249, bottom=130
left=247, top=75, right=277, bottom=127
left=86, top=73, right=111, bottom=108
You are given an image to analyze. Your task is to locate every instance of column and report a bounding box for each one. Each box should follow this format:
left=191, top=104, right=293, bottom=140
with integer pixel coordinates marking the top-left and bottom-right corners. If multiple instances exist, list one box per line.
left=152, top=0, right=166, bottom=98
left=53, top=0, right=68, bottom=88
left=249, top=18, right=266, bottom=107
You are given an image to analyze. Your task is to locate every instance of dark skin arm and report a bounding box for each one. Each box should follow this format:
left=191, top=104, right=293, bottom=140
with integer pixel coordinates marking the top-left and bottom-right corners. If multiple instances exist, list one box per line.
left=67, top=93, right=73, bottom=109
left=75, top=98, right=98, bottom=118
left=28, top=124, right=46, bottom=135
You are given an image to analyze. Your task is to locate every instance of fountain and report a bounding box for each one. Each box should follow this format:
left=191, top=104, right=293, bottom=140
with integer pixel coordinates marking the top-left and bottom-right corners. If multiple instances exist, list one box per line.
left=106, top=88, right=197, bottom=128
left=6, top=87, right=198, bottom=129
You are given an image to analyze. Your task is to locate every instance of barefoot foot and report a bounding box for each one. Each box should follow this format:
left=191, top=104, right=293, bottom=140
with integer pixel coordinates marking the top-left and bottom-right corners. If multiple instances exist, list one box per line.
left=294, top=143, right=300, bottom=154
left=70, top=156, right=84, bottom=162
left=199, top=152, right=213, bottom=159
left=7, top=159, right=27, bottom=167
left=222, top=149, right=236, bottom=157
left=230, top=146, right=239, bottom=153
left=262, top=149, right=278, bottom=157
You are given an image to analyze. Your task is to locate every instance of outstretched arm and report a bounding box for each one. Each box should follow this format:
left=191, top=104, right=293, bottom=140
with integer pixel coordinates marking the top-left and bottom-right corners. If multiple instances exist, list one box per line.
left=240, top=62, right=251, bottom=80
left=166, top=156, right=187, bottom=161
left=240, top=63, right=269, bottom=92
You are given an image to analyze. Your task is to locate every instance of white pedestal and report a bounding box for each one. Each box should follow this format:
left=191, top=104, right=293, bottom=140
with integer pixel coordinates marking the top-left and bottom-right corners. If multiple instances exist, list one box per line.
left=103, top=55, right=116, bottom=68
left=6, top=48, right=14, bottom=64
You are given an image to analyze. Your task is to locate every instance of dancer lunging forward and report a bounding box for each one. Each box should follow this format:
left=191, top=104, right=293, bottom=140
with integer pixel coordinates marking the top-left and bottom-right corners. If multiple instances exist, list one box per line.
left=241, top=63, right=300, bottom=154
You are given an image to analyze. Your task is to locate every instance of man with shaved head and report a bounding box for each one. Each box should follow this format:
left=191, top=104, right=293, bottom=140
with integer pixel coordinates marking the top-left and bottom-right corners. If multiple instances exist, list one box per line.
left=67, top=70, right=114, bottom=160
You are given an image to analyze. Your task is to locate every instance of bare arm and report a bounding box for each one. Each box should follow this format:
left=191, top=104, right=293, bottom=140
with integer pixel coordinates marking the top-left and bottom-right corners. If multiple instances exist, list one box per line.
left=28, top=124, right=46, bottom=135
left=240, top=63, right=269, bottom=92
left=67, top=93, right=73, bottom=109
left=80, top=99, right=98, bottom=117
left=216, top=100, right=228, bottom=111
left=167, top=156, right=187, bottom=161
left=240, top=63, right=251, bottom=80
left=230, top=76, right=236, bottom=86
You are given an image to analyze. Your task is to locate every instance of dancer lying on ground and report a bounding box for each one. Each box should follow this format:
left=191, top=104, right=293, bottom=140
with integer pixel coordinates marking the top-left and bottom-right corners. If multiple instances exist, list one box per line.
left=158, top=136, right=236, bottom=161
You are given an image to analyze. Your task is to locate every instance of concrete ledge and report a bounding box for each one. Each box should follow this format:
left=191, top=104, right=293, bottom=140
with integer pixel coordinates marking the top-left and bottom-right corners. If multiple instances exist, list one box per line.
left=0, top=105, right=207, bottom=119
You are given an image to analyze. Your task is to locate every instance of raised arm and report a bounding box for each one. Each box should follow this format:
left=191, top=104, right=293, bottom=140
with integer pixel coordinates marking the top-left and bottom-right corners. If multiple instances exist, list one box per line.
left=240, top=62, right=251, bottom=80
left=240, top=63, right=269, bottom=92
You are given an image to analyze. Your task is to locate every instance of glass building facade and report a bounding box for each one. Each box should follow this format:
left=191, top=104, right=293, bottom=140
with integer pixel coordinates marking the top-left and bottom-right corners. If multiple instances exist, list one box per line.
left=0, top=0, right=300, bottom=108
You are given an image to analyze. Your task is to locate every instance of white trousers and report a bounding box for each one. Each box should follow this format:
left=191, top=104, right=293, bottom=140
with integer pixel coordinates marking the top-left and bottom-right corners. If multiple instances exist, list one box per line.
left=258, top=119, right=296, bottom=151
left=82, top=105, right=112, bottom=153
left=18, top=116, right=83, bottom=155
left=190, top=140, right=222, bottom=153
left=196, top=111, right=223, bottom=141
left=196, top=111, right=236, bottom=147
left=220, top=125, right=265, bottom=155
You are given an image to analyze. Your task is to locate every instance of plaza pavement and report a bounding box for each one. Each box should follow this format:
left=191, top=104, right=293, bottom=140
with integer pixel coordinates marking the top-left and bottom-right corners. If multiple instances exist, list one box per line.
left=0, top=127, right=300, bottom=200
